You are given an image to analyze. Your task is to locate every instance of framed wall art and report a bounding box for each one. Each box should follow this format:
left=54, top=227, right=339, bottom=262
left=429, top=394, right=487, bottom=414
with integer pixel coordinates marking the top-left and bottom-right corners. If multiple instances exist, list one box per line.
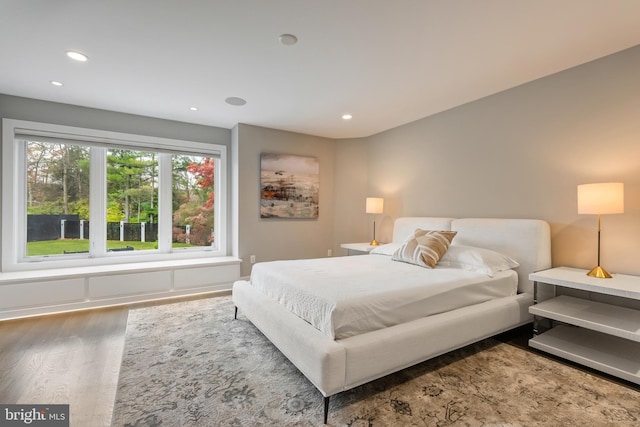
left=260, top=153, right=319, bottom=219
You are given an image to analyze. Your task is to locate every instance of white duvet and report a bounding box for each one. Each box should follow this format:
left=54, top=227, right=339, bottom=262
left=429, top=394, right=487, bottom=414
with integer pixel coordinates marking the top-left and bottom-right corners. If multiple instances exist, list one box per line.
left=249, top=254, right=517, bottom=339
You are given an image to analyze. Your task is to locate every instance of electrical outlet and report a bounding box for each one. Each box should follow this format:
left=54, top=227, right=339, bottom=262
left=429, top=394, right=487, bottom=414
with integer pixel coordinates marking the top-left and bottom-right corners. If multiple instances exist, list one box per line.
left=250, top=255, right=256, bottom=264
left=327, top=249, right=332, bottom=257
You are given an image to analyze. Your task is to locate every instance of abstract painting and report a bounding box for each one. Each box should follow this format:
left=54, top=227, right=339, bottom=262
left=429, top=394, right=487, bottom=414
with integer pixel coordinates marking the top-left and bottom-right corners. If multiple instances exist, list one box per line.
left=260, top=153, right=319, bottom=219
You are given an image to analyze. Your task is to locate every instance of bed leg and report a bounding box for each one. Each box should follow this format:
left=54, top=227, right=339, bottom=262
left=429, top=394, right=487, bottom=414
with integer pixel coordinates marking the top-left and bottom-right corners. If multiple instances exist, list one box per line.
left=323, top=396, right=330, bottom=424
left=234, top=306, right=238, bottom=320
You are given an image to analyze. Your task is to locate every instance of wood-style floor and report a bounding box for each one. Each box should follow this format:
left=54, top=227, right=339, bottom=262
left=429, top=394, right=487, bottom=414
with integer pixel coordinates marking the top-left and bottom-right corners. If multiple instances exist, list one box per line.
left=0, top=306, right=128, bottom=426
left=0, top=292, right=228, bottom=427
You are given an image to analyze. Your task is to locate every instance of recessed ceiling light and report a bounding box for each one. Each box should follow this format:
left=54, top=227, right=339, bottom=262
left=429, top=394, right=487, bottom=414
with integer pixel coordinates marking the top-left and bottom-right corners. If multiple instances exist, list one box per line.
left=50, top=80, right=63, bottom=86
left=66, top=50, right=88, bottom=62
left=279, top=34, right=298, bottom=46
left=225, top=97, right=247, bottom=106
left=189, top=106, right=199, bottom=111
left=342, top=114, right=353, bottom=120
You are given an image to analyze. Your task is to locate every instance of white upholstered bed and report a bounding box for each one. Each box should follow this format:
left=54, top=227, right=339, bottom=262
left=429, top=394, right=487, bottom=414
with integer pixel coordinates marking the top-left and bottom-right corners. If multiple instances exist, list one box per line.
left=232, top=217, right=551, bottom=423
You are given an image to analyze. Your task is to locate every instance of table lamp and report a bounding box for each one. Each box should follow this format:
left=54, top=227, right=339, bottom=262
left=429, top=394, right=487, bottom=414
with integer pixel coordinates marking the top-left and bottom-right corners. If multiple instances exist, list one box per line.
left=577, top=182, right=624, bottom=278
left=365, top=197, right=384, bottom=246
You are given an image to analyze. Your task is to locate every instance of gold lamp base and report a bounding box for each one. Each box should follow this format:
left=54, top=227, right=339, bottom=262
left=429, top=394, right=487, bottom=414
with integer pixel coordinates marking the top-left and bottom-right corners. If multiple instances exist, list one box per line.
left=586, top=265, right=612, bottom=279
left=370, top=239, right=379, bottom=246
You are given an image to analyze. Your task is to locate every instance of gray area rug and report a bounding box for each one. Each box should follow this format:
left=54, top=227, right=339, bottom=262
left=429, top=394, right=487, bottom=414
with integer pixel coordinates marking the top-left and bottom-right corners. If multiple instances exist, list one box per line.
left=112, top=295, right=639, bottom=426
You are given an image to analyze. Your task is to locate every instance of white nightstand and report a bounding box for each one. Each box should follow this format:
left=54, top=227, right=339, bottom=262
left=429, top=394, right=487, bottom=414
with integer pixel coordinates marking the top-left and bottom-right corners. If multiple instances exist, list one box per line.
left=529, top=267, right=640, bottom=385
left=340, top=242, right=378, bottom=255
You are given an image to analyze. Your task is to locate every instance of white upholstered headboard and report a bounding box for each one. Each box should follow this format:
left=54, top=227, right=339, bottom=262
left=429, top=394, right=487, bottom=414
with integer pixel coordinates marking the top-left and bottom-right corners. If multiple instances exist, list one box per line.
left=392, top=217, right=551, bottom=294
left=392, top=217, right=455, bottom=243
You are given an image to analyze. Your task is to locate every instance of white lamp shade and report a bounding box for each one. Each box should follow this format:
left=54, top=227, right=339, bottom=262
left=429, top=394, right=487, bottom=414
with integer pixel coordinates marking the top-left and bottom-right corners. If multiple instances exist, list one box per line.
left=365, top=197, right=384, bottom=214
left=577, top=182, right=624, bottom=215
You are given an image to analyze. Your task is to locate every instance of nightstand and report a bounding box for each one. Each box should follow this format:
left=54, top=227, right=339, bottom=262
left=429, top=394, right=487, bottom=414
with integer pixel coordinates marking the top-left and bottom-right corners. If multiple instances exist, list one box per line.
left=529, top=267, right=640, bottom=385
left=340, top=243, right=378, bottom=255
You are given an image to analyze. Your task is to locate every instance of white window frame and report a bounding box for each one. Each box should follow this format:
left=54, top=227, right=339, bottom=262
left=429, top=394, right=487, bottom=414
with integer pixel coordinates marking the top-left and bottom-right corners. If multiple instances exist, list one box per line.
left=2, top=119, right=227, bottom=272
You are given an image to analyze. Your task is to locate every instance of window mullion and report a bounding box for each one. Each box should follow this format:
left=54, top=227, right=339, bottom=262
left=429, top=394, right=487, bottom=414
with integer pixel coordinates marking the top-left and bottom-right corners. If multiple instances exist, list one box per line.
left=15, top=141, right=28, bottom=262
left=157, top=153, right=172, bottom=252
left=214, top=154, right=226, bottom=253
left=90, top=147, right=107, bottom=256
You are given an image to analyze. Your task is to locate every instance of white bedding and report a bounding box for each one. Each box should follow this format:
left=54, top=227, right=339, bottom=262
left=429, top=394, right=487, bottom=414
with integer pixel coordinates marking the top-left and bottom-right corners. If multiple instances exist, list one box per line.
left=249, top=254, right=517, bottom=339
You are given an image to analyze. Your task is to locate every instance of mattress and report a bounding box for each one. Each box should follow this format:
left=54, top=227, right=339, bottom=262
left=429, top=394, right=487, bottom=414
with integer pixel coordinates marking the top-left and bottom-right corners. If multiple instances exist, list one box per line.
left=248, top=254, right=518, bottom=339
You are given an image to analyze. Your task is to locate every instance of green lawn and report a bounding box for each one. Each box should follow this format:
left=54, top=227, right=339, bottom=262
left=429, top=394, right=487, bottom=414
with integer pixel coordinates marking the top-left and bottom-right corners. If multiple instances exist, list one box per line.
left=27, top=239, right=193, bottom=256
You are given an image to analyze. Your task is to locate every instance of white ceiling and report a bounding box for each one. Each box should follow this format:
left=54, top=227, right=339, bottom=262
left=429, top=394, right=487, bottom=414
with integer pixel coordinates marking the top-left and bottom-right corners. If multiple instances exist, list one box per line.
left=1, top=1, right=640, bottom=139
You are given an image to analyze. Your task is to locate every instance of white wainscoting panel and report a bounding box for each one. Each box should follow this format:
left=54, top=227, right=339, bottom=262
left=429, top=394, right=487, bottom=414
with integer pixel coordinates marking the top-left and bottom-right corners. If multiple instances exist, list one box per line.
left=174, top=264, right=238, bottom=289
left=89, top=271, right=172, bottom=299
left=0, top=278, right=85, bottom=310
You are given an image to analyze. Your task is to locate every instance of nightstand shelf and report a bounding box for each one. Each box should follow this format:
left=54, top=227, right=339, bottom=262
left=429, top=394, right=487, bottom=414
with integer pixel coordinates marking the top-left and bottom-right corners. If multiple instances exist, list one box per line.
left=529, top=325, right=640, bottom=385
left=529, top=267, right=640, bottom=385
left=530, top=295, right=640, bottom=342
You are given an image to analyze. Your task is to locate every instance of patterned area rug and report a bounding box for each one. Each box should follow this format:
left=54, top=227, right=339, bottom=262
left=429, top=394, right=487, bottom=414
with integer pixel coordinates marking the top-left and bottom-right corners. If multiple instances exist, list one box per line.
left=112, top=295, right=640, bottom=426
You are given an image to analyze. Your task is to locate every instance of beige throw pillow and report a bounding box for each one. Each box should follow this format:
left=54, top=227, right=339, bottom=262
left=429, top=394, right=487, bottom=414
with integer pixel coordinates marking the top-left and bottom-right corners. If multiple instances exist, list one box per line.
left=392, top=229, right=457, bottom=268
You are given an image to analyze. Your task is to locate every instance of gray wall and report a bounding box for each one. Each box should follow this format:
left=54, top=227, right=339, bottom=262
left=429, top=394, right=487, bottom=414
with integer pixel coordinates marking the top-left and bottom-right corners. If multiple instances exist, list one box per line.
left=235, top=124, right=336, bottom=276
left=332, top=138, right=369, bottom=253
left=360, top=45, right=640, bottom=275
left=0, top=94, right=230, bottom=144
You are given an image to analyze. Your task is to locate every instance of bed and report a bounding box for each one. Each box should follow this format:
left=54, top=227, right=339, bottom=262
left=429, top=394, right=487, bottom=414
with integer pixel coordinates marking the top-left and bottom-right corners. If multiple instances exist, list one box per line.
left=232, top=217, right=551, bottom=423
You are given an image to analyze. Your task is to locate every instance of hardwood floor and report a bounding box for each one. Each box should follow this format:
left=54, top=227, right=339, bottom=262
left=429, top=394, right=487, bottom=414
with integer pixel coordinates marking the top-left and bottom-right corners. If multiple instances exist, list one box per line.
left=0, top=292, right=228, bottom=427
left=0, top=307, right=128, bottom=426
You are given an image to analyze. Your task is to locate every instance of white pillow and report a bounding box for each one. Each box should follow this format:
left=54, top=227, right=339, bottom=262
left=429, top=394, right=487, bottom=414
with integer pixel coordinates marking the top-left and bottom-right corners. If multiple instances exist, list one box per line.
left=438, top=245, right=519, bottom=277
left=369, top=243, right=401, bottom=256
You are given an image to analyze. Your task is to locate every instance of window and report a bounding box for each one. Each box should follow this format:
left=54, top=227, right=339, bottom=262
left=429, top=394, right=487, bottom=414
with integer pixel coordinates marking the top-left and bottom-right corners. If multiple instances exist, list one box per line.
left=171, top=155, right=216, bottom=249
left=2, top=119, right=227, bottom=271
left=26, top=140, right=91, bottom=256
left=106, top=148, right=159, bottom=253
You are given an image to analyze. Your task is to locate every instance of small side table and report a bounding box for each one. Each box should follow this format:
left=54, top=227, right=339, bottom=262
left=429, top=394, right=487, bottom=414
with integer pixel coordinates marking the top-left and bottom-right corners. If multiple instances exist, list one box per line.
left=529, top=266, right=640, bottom=385
left=340, top=243, right=378, bottom=255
